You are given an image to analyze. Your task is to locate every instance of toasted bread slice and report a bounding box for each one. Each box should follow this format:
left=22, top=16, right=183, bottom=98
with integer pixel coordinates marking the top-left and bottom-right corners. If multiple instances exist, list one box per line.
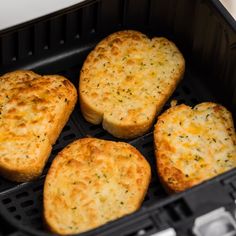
left=44, top=138, right=151, bottom=235
left=79, top=30, right=185, bottom=139
left=154, top=102, right=236, bottom=193
left=0, top=70, right=77, bottom=182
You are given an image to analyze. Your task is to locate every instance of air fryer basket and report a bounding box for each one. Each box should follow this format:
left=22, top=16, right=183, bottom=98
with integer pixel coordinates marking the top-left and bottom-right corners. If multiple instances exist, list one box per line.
left=0, top=0, right=235, bottom=235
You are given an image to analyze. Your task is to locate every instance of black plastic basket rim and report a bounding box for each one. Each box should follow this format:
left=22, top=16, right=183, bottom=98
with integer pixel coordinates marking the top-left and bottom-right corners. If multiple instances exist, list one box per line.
left=0, top=0, right=235, bottom=36
left=211, top=0, right=236, bottom=31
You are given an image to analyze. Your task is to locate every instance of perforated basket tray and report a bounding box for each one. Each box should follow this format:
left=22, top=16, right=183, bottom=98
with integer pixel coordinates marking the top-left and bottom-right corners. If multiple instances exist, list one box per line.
left=0, top=0, right=235, bottom=235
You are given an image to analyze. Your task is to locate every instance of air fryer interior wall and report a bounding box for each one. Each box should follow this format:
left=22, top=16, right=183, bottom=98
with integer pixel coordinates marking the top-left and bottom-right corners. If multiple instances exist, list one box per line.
left=0, top=0, right=235, bottom=235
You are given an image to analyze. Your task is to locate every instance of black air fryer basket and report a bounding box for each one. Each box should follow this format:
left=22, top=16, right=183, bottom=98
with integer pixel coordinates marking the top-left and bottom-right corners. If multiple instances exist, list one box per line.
left=0, top=0, right=235, bottom=235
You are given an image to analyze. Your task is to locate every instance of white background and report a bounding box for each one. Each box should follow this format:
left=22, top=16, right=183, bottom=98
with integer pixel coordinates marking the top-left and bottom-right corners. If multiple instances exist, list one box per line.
left=0, top=0, right=235, bottom=31
left=0, top=0, right=84, bottom=30
left=220, top=0, right=236, bottom=19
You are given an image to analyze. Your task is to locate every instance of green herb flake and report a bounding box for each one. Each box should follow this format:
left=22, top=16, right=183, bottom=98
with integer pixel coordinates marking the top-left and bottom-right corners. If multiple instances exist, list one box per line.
left=194, top=155, right=202, bottom=162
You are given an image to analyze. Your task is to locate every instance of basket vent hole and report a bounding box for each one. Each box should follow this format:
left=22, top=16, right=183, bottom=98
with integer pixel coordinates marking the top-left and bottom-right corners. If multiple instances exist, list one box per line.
left=21, top=200, right=34, bottom=208
left=163, top=205, right=180, bottom=222
left=173, top=199, right=192, bottom=218
left=163, top=199, right=192, bottom=222
left=2, top=198, right=12, bottom=204
left=7, top=206, right=16, bottom=212
left=16, top=192, right=29, bottom=199
left=63, top=133, right=76, bottom=141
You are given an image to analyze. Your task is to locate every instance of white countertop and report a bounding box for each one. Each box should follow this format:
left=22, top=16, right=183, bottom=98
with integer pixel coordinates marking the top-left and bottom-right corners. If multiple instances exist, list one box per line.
left=220, top=0, right=236, bottom=19
left=0, top=0, right=235, bottom=31
left=0, top=0, right=84, bottom=30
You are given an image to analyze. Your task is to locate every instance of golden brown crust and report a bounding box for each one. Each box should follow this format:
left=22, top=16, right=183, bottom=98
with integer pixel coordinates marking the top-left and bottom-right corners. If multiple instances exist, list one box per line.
left=154, top=102, right=236, bottom=193
left=44, top=138, right=151, bottom=235
left=0, top=70, right=77, bottom=182
left=79, top=30, right=185, bottom=139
